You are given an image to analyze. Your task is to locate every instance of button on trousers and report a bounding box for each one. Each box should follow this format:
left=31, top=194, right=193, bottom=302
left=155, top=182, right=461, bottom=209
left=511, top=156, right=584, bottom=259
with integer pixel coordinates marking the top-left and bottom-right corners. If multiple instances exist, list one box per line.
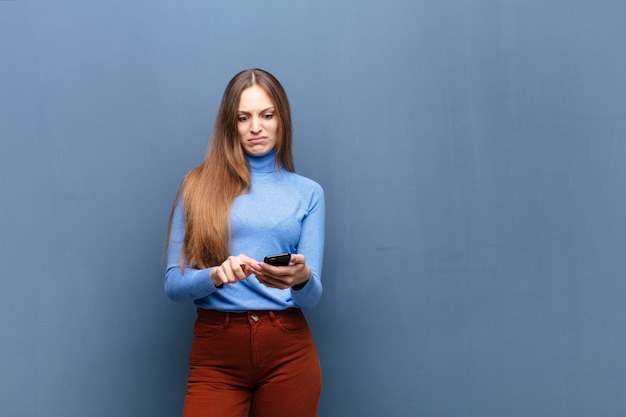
left=182, top=308, right=322, bottom=417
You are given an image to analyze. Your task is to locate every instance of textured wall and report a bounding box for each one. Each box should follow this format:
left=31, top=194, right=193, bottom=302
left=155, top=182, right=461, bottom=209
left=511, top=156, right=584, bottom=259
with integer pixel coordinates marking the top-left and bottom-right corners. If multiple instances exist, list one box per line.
left=1, top=1, right=625, bottom=416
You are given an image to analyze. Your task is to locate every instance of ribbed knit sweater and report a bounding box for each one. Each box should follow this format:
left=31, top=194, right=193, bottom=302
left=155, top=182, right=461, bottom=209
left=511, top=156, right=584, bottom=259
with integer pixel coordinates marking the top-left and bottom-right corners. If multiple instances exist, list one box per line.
left=165, top=149, right=325, bottom=311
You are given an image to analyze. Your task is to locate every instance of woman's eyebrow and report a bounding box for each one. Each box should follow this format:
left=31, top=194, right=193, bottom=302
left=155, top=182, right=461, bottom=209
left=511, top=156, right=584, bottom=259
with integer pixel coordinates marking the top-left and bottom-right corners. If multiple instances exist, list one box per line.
left=237, top=107, right=275, bottom=115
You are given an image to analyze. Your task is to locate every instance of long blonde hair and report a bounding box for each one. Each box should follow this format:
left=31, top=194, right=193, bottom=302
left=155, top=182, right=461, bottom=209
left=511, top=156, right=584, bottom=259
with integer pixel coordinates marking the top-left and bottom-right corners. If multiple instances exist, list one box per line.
left=167, top=69, right=295, bottom=269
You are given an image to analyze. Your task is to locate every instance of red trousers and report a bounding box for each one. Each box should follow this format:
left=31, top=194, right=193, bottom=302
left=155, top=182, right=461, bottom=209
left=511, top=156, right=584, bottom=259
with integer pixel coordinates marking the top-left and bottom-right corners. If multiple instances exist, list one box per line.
left=182, top=308, right=322, bottom=417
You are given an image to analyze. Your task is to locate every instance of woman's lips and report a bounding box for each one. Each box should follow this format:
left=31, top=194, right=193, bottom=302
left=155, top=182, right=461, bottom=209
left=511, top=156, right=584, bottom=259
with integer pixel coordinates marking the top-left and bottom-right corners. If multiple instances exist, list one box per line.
left=248, top=136, right=267, bottom=145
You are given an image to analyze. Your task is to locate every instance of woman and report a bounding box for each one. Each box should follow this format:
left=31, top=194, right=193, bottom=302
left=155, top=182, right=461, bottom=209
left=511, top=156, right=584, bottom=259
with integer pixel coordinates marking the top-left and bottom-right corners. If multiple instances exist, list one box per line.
left=165, top=69, right=325, bottom=417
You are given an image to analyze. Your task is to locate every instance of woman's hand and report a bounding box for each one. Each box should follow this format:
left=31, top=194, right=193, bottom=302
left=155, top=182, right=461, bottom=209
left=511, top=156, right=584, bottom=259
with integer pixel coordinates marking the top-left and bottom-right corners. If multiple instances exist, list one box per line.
left=210, top=254, right=257, bottom=288
left=251, top=254, right=311, bottom=290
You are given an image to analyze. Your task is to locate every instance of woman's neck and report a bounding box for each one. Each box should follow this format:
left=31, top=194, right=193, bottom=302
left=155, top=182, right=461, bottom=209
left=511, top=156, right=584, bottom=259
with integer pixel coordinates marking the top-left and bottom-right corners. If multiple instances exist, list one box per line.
left=247, top=149, right=278, bottom=173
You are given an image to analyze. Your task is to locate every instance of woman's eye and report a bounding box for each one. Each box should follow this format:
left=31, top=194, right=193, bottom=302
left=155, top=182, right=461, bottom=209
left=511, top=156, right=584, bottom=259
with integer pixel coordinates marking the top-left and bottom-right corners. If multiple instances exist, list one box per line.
left=262, top=113, right=274, bottom=120
left=238, top=115, right=248, bottom=122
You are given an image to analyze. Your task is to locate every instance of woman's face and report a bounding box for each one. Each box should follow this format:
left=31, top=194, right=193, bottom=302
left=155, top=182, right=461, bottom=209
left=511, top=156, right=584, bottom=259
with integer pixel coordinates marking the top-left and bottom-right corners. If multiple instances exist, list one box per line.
left=237, top=85, right=278, bottom=156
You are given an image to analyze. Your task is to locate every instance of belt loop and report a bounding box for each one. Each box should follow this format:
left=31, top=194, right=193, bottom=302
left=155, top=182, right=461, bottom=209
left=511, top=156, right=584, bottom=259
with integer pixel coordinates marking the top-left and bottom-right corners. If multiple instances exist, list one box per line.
left=268, top=311, right=277, bottom=326
left=224, top=312, right=231, bottom=329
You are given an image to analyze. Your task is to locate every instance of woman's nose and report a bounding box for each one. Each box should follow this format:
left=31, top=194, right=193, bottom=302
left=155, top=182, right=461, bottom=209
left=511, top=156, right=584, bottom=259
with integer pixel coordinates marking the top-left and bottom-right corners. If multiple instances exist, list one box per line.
left=250, top=117, right=262, bottom=132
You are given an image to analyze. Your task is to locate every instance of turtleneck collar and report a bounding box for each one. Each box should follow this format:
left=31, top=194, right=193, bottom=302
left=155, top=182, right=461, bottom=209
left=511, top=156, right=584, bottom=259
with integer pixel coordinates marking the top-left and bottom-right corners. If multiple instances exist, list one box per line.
left=247, top=148, right=280, bottom=173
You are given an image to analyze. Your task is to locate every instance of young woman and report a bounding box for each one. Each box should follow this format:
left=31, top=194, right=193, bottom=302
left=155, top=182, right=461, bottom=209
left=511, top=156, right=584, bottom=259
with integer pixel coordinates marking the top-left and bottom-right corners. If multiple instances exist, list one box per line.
left=165, top=69, right=325, bottom=417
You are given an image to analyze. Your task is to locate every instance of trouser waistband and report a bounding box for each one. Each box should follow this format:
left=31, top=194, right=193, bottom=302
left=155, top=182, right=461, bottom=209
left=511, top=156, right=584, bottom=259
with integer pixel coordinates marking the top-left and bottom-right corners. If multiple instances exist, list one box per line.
left=196, top=307, right=302, bottom=323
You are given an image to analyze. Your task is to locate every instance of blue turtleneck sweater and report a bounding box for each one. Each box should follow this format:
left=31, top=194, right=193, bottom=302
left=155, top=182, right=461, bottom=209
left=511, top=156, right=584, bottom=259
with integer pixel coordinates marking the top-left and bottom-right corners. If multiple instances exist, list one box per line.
left=165, top=150, right=325, bottom=311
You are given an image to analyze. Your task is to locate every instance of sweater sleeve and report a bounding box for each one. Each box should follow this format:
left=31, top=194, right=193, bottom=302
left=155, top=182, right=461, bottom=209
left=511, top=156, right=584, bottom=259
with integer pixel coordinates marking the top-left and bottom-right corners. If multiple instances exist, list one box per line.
left=290, top=184, right=325, bottom=309
left=164, top=200, right=218, bottom=301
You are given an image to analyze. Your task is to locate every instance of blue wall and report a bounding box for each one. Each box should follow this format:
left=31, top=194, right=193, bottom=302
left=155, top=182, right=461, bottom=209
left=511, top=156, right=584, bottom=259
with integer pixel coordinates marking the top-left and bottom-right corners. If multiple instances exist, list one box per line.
left=2, top=1, right=625, bottom=416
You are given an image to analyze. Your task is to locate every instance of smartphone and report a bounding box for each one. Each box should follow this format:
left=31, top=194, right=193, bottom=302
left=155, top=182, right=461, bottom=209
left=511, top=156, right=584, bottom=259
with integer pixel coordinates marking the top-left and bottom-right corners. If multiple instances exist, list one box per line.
left=263, top=253, right=291, bottom=266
